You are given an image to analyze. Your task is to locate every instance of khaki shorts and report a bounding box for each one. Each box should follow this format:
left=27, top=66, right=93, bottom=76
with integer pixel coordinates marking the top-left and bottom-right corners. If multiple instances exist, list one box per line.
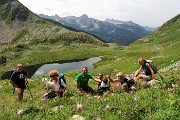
left=142, top=75, right=152, bottom=81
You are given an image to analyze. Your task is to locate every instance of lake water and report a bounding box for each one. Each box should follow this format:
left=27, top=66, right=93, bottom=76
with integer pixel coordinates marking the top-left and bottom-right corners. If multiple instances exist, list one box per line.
left=32, top=57, right=101, bottom=77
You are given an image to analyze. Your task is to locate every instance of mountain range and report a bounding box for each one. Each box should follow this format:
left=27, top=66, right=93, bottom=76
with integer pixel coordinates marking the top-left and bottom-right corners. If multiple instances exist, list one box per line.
left=0, top=0, right=102, bottom=45
left=38, top=14, right=153, bottom=45
left=0, top=1, right=179, bottom=118
left=0, top=0, right=104, bottom=72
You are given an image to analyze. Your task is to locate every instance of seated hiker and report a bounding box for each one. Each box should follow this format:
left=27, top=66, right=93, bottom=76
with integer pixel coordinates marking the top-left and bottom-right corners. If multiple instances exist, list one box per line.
left=96, top=73, right=104, bottom=90
left=97, top=74, right=115, bottom=96
left=134, top=58, right=155, bottom=82
left=76, top=67, right=101, bottom=95
left=113, top=72, right=136, bottom=92
left=10, top=64, right=28, bottom=102
left=42, top=70, right=66, bottom=101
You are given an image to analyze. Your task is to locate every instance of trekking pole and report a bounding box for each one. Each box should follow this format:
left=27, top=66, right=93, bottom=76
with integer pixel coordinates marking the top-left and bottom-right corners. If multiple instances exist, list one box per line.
left=13, top=88, right=15, bottom=94
left=26, top=82, right=33, bottom=99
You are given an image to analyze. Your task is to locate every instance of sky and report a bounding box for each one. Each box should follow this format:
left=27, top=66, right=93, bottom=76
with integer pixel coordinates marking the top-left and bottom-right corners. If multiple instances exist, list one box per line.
left=18, top=0, right=180, bottom=27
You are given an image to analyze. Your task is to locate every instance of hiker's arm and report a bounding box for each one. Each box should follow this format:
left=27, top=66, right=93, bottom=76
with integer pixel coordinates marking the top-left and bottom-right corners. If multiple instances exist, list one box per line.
left=135, top=66, right=142, bottom=77
left=56, top=79, right=66, bottom=94
left=105, top=75, right=116, bottom=82
left=93, top=78, right=101, bottom=82
left=76, top=81, right=83, bottom=92
left=112, top=79, right=120, bottom=82
left=56, top=87, right=66, bottom=94
left=10, top=80, right=18, bottom=88
left=147, top=64, right=155, bottom=80
left=61, top=80, right=66, bottom=92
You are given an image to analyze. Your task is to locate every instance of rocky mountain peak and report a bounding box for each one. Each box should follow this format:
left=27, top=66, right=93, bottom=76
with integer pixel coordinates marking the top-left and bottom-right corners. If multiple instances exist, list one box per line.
left=80, top=14, right=88, bottom=19
left=0, top=0, right=15, bottom=5
left=105, top=18, right=136, bottom=26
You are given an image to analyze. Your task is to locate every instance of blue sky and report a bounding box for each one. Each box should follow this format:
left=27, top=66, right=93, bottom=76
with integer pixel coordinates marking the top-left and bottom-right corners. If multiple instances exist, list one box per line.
left=18, top=0, right=180, bottom=27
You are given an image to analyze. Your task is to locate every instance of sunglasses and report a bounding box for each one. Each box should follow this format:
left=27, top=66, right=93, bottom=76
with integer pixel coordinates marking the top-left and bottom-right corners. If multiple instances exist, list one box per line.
left=50, top=75, right=57, bottom=77
left=118, top=75, right=123, bottom=77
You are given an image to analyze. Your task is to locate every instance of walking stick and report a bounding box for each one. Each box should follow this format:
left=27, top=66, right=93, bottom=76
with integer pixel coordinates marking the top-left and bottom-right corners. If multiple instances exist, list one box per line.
left=26, top=83, right=33, bottom=99
left=13, top=88, right=15, bottom=94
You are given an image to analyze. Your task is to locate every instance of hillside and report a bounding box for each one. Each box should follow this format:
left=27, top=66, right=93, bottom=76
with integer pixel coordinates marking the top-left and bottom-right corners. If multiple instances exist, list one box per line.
left=0, top=0, right=103, bottom=45
left=0, top=1, right=179, bottom=119
left=142, top=26, right=158, bottom=32
left=39, top=14, right=149, bottom=45
left=130, top=14, right=180, bottom=68
left=0, top=0, right=104, bottom=75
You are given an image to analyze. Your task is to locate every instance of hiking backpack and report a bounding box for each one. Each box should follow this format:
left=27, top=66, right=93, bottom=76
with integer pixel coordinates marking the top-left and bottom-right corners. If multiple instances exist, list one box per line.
left=9, top=68, right=16, bottom=78
left=146, top=60, right=158, bottom=74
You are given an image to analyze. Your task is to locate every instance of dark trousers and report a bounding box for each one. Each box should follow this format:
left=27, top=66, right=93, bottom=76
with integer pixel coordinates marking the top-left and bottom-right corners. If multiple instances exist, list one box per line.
left=98, top=87, right=110, bottom=96
left=45, top=90, right=64, bottom=99
left=82, top=86, right=95, bottom=95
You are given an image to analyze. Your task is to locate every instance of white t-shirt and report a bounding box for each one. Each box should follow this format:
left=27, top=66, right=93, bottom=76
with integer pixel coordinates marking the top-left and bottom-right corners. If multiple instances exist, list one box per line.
left=51, top=79, right=66, bottom=91
left=100, top=81, right=109, bottom=88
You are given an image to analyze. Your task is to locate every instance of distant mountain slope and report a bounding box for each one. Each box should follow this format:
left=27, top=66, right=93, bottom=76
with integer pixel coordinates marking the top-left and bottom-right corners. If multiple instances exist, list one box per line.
left=39, top=14, right=150, bottom=45
left=142, top=26, right=158, bottom=32
left=0, top=0, right=103, bottom=45
left=130, top=14, right=180, bottom=68
left=133, top=14, right=180, bottom=45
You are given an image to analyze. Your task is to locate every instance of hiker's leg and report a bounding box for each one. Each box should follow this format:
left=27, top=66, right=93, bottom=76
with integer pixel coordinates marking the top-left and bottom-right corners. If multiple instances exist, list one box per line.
left=98, top=88, right=104, bottom=96
left=15, top=88, right=24, bottom=102
left=87, top=86, right=95, bottom=95
left=142, top=75, right=151, bottom=81
left=59, top=92, right=63, bottom=97
left=122, top=83, right=128, bottom=91
left=103, top=88, right=110, bottom=96
left=116, top=82, right=122, bottom=90
left=129, top=85, right=136, bottom=93
left=137, top=74, right=146, bottom=80
left=134, top=70, right=140, bottom=81
left=47, top=90, right=57, bottom=98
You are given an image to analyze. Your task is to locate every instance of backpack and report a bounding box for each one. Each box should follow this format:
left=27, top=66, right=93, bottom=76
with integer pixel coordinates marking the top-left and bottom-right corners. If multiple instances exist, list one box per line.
left=9, top=68, right=16, bottom=78
left=146, top=60, right=158, bottom=74
left=58, top=74, right=66, bottom=84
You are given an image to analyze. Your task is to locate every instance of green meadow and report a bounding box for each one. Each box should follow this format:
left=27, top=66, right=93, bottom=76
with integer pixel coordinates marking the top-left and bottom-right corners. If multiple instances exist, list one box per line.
left=0, top=8, right=179, bottom=120
left=0, top=42, right=179, bottom=119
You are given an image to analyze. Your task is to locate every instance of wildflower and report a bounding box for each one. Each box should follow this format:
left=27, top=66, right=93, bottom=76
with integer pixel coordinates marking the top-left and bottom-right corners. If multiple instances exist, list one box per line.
left=167, top=88, right=174, bottom=92
left=75, top=103, right=84, bottom=111
left=51, top=106, right=59, bottom=112
left=17, top=109, right=24, bottom=116
left=71, top=115, right=85, bottom=120
left=96, top=116, right=102, bottom=120
left=105, top=104, right=112, bottom=111
left=117, top=110, right=122, bottom=115
left=133, top=96, right=139, bottom=102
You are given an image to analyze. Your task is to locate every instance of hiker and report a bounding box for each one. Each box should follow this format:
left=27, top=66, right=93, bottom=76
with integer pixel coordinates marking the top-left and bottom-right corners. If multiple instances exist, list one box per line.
left=96, top=73, right=104, bottom=90
left=98, top=74, right=115, bottom=95
left=113, top=72, right=136, bottom=92
left=97, top=73, right=115, bottom=96
left=76, top=67, right=101, bottom=94
left=41, top=70, right=66, bottom=101
left=10, top=64, right=28, bottom=102
left=134, top=58, right=155, bottom=82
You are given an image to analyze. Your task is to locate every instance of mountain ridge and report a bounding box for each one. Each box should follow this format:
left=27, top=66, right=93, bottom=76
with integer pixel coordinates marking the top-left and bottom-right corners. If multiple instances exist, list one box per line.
left=0, top=1, right=103, bottom=45
left=39, top=14, right=150, bottom=45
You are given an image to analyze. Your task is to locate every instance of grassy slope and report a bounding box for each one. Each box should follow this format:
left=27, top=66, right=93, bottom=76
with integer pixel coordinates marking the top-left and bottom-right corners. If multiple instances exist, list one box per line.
left=0, top=0, right=103, bottom=78
left=0, top=10, right=179, bottom=120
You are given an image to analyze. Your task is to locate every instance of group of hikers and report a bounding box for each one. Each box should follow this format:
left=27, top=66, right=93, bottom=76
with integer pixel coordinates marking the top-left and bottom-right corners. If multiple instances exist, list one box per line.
left=10, top=58, right=157, bottom=102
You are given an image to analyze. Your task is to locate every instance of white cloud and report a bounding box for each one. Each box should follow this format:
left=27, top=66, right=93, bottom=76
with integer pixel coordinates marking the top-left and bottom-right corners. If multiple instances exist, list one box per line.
left=19, top=0, right=180, bottom=27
